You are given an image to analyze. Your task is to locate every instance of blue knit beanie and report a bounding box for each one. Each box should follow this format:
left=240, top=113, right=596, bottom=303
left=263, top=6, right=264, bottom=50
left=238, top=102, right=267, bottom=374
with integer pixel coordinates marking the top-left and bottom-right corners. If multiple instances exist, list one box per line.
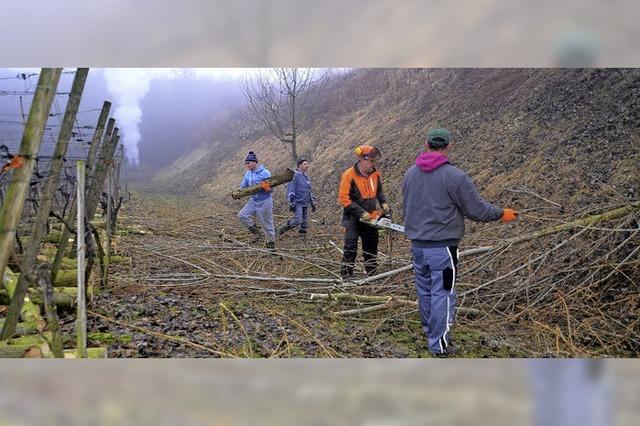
left=245, top=151, right=258, bottom=162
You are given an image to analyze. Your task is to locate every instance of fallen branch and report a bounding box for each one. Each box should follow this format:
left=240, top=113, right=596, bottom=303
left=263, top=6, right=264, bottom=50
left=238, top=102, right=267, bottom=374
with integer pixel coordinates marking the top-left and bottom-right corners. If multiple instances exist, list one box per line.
left=311, top=292, right=480, bottom=317
left=143, top=273, right=340, bottom=285
left=460, top=227, right=589, bottom=297
left=354, top=201, right=640, bottom=286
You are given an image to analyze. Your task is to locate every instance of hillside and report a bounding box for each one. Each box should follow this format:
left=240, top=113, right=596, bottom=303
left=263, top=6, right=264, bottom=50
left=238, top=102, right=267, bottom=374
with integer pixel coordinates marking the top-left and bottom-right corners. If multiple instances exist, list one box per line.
left=150, top=69, right=639, bottom=210
left=112, top=68, right=640, bottom=357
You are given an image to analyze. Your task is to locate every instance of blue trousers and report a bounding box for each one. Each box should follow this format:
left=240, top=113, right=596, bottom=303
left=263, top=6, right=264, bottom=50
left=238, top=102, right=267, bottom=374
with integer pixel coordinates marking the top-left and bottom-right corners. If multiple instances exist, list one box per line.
left=411, top=245, right=458, bottom=354
left=287, top=203, right=309, bottom=231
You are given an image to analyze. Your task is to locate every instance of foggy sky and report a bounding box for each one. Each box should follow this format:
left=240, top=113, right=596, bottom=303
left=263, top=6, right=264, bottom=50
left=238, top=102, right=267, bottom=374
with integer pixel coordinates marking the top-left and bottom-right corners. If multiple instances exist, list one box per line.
left=0, top=68, right=246, bottom=169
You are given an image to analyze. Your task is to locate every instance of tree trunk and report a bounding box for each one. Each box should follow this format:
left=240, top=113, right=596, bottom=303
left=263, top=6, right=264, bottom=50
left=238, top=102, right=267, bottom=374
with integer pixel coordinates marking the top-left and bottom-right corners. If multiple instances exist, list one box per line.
left=290, top=136, right=298, bottom=163
left=231, top=168, right=294, bottom=199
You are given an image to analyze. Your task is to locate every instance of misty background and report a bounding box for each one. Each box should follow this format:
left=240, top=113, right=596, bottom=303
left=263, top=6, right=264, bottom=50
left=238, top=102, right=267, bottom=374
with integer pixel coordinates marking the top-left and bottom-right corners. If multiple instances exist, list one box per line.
left=0, top=68, right=246, bottom=178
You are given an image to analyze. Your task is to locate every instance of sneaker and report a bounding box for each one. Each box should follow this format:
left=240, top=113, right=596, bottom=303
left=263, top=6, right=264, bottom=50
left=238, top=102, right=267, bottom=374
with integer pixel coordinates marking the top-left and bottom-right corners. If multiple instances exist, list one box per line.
left=430, top=345, right=459, bottom=358
left=265, top=241, right=276, bottom=252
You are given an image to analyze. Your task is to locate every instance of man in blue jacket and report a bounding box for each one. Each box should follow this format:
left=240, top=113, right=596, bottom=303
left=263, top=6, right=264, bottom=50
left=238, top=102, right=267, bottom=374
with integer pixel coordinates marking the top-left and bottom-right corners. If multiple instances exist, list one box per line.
left=275, top=159, right=316, bottom=237
left=238, top=151, right=276, bottom=250
left=402, top=128, right=518, bottom=357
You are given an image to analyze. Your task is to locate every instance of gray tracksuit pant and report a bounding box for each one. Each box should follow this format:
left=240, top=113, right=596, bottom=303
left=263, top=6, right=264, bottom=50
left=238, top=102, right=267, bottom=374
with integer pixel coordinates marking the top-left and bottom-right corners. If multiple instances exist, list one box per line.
left=411, top=244, right=458, bottom=354
left=238, top=197, right=275, bottom=242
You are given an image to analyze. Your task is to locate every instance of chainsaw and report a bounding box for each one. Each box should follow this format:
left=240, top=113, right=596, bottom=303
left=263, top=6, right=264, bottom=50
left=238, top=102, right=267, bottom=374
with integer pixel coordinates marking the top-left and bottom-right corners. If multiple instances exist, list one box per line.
left=359, top=211, right=405, bottom=233
left=373, top=217, right=405, bottom=233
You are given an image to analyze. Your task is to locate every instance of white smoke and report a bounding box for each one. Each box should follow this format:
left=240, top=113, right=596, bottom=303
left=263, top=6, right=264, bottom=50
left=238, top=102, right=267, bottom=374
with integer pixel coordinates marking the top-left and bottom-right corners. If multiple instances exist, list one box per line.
left=102, top=68, right=249, bottom=166
left=103, top=69, right=181, bottom=165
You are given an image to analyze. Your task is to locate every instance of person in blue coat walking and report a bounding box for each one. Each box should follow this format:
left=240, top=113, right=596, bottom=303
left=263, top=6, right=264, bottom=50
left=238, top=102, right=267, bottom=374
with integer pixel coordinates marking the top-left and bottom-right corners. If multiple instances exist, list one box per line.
left=237, top=151, right=276, bottom=250
left=275, top=159, right=316, bottom=237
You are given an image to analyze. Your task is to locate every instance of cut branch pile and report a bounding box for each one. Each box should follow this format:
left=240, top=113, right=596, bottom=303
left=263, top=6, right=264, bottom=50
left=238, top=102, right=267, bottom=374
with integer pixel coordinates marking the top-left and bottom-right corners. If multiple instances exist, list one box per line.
left=97, top=194, right=640, bottom=357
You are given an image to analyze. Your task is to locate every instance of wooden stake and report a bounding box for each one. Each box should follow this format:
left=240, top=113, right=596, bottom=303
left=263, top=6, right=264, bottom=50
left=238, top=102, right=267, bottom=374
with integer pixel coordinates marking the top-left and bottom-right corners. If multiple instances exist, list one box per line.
left=51, top=103, right=111, bottom=283
left=0, top=68, right=61, bottom=285
left=104, top=168, right=112, bottom=288
left=76, top=160, right=87, bottom=358
left=37, top=265, right=64, bottom=358
left=86, top=128, right=119, bottom=220
left=83, top=132, right=119, bottom=284
left=1, top=69, right=86, bottom=340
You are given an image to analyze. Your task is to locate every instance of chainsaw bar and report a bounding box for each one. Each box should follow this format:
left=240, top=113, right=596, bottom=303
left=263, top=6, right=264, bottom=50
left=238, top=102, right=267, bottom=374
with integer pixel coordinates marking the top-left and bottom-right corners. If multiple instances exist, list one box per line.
left=359, top=216, right=405, bottom=233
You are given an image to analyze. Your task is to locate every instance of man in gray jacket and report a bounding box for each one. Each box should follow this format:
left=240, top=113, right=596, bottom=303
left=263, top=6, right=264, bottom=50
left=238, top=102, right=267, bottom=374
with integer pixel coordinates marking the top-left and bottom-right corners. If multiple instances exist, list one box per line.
left=275, top=159, right=316, bottom=237
left=402, top=128, right=518, bottom=357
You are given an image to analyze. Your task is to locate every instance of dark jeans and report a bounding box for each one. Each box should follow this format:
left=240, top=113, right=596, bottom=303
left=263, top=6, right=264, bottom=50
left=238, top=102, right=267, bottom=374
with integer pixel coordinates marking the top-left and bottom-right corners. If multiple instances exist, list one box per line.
left=341, top=217, right=379, bottom=277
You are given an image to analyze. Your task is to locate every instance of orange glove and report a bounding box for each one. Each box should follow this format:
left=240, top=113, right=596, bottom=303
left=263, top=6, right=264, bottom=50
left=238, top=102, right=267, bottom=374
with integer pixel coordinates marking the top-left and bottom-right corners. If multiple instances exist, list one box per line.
left=260, top=180, right=271, bottom=192
left=501, top=208, right=518, bottom=222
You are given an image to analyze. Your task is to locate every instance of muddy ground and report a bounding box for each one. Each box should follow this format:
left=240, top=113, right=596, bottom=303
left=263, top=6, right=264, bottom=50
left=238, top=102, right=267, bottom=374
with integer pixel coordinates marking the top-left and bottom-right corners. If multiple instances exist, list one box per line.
left=65, top=192, right=533, bottom=358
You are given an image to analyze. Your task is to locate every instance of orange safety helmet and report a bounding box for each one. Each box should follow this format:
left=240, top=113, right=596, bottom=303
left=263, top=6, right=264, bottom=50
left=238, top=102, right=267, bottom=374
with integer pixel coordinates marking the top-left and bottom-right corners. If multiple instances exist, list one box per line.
left=354, top=145, right=381, bottom=159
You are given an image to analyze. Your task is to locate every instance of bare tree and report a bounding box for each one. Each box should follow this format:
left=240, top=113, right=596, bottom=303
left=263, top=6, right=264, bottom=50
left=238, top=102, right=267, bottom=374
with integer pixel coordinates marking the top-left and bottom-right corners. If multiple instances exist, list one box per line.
left=242, top=68, right=323, bottom=162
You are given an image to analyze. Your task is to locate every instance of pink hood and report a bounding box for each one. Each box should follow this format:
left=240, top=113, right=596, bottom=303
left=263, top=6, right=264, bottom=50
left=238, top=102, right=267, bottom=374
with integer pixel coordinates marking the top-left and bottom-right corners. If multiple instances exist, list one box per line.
left=416, top=151, right=450, bottom=172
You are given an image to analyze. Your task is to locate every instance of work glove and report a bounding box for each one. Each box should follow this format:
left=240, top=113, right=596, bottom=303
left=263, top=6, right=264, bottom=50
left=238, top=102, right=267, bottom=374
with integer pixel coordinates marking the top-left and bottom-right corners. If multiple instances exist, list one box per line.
left=501, top=208, right=518, bottom=222
left=381, top=202, right=391, bottom=218
left=361, top=211, right=372, bottom=222
left=289, top=203, right=296, bottom=212
left=260, top=180, right=272, bottom=192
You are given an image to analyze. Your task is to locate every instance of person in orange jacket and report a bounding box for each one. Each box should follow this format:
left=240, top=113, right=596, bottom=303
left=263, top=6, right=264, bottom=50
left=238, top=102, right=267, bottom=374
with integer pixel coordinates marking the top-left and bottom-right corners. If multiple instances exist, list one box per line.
left=338, top=145, right=389, bottom=278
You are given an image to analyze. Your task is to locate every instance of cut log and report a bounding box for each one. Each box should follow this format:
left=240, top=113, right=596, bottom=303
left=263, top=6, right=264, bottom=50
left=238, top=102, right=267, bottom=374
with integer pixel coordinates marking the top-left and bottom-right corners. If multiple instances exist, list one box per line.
left=53, top=269, right=76, bottom=287
left=0, top=319, right=38, bottom=337
left=1, top=268, right=46, bottom=335
left=231, top=168, right=294, bottom=199
left=63, top=347, right=107, bottom=358
left=29, top=287, right=76, bottom=309
left=0, top=344, right=43, bottom=358
left=0, top=332, right=52, bottom=357
left=0, top=287, right=76, bottom=310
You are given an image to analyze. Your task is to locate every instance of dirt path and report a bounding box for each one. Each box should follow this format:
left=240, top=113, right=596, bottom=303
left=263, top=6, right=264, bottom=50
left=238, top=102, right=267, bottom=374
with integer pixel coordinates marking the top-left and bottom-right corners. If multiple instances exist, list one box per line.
left=77, top=192, right=530, bottom=358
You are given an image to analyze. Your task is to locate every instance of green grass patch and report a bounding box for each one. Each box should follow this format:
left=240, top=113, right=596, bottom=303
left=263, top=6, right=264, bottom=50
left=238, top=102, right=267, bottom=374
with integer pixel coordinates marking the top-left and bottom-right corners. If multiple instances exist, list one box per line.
left=46, top=230, right=63, bottom=244
left=109, top=255, right=131, bottom=264
left=88, top=332, right=132, bottom=345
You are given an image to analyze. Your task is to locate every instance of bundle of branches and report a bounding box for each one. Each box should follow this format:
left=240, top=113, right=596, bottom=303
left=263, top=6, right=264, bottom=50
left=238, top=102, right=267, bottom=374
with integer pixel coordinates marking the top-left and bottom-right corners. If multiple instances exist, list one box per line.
left=457, top=201, right=640, bottom=357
